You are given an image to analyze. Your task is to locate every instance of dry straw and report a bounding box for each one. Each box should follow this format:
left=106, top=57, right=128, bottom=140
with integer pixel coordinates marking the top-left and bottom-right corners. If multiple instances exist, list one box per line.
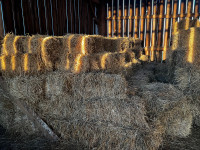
left=139, top=83, right=192, bottom=138
left=48, top=119, right=157, bottom=150
left=173, top=18, right=200, bottom=33
left=45, top=71, right=127, bottom=100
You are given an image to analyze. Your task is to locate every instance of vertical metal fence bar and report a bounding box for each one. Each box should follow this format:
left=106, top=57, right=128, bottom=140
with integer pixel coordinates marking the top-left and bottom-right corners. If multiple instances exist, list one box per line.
left=44, top=0, right=48, bottom=35
left=117, top=0, right=119, bottom=36
left=50, top=0, right=54, bottom=36
left=161, top=0, right=168, bottom=62
left=70, top=0, right=72, bottom=33
left=111, top=0, right=114, bottom=37
left=162, top=0, right=167, bottom=47
left=150, top=0, right=154, bottom=47
left=74, top=0, right=76, bottom=33
left=107, top=3, right=109, bottom=37
left=177, top=0, right=181, bottom=22
left=21, top=0, right=26, bottom=35
left=132, top=0, right=136, bottom=37
left=11, top=1, right=16, bottom=34
left=138, top=0, right=142, bottom=39
left=169, top=0, right=174, bottom=46
left=0, top=1, right=5, bottom=36
left=78, top=0, right=80, bottom=34
left=185, top=0, right=188, bottom=18
left=122, top=0, right=124, bottom=37
left=87, top=3, right=89, bottom=34
left=66, top=0, right=68, bottom=33
left=144, top=2, right=147, bottom=47
left=192, top=0, right=196, bottom=20
left=95, top=6, right=98, bottom=34
left=127, top=0, right=130, bottom=37
left=37, top=0, right=42, bottom=34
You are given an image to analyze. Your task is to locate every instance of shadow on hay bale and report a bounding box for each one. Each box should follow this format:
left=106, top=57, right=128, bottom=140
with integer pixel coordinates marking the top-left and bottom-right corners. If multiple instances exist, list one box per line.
left=136, top=83, right=192, bottom=138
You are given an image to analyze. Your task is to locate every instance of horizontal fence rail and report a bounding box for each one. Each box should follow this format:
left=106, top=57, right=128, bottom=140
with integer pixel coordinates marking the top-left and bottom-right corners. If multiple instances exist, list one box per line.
left=106, top=0, right=200, bottom=61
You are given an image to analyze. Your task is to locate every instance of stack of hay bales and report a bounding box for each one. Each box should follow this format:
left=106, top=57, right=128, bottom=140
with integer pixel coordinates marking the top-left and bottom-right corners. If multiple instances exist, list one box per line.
left=1, top=71, right=163, bottom=149
left=0, top=34, right=165, bottom=149
left=0, top=34, right=143, bottom=76
left=167, top=19, right=200, bottom=127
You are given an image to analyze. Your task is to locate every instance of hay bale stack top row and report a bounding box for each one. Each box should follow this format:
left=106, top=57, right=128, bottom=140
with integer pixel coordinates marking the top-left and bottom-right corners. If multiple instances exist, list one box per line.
left=0, top=34, right=145, bottom=76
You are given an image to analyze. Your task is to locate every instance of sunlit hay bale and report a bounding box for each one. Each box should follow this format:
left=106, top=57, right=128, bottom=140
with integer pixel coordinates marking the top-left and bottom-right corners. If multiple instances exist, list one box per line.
left=22, top=53, right=45, bottom=75
left=0, top=55, right=12, bottom=76
left=139, top=83, right=193, bottom=138
left=173, top=18, right=200, bottom=33
left=1, top=33, right=15, bottom=55
left=100, top=52, right=126, bottom=73
left=48, top=119, right=161, bottom=150
left=41, top=37, right=63, bottom=70
left=167, top=28, right=200, bottom=80
left=6, top=75, right=45, bottom=106
left=69, top=34, right=84, bottom=54
left=38, top=96, right=149, bottom=130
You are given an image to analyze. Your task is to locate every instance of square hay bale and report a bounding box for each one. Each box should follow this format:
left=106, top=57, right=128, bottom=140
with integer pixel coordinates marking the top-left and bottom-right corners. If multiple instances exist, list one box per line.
left=28, top=35, right=47, bottom=54
left=22, top=53, right=45, bottom=75
left=38, top=96, right=148, bottom=130
left=72, top=72, right=127, bottom=99
left=0, top=55, right=12, bottom=76
left=45, top=71, right=127, bottom=100
left=41, top=37, right=64, bottom=70
left=48, top=119, right=160, bottom=150
left=103, top=37, right=130, bottom=52
left=6, top=75, right=45, bottom=106
left=173, top=18, right=200, bottom=33
left=1, top=33, right=15, bottom=55
left=139, top=83, right=192, bottom=138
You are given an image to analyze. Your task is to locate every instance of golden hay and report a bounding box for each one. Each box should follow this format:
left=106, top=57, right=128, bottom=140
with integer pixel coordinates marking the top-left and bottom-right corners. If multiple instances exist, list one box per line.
left=139, top=83, right=192, bottom=138
left=1, top=33, right=15, bottom=55
left=45, top=71, right=127, bottom=100
left=41, top=37, right=64, bottom=70
left=173, top=18, right=200, bottom=33
left=28, top=35, right=46, bottom=54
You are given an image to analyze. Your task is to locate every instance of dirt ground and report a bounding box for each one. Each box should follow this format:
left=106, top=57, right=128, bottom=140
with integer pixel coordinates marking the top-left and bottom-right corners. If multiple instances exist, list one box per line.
left=0, top=124, right=200, bottom=150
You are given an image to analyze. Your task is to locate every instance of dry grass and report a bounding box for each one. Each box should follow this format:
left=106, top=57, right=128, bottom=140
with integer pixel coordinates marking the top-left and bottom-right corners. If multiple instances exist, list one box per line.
left=173, top=18, right=200, bottom=33
left=138, top=83, right=192, bottom=138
